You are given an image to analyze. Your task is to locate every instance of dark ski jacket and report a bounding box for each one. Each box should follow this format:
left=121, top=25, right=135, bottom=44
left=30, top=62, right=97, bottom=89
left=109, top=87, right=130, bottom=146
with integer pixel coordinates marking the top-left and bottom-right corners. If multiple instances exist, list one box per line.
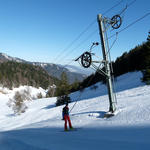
left=62, top=106, right=69, bottom=119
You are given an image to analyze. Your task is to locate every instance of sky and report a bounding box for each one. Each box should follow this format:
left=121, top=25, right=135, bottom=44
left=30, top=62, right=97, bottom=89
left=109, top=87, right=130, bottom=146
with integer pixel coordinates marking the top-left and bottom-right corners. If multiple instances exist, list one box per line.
left=0, top=0, right=149, bottom=66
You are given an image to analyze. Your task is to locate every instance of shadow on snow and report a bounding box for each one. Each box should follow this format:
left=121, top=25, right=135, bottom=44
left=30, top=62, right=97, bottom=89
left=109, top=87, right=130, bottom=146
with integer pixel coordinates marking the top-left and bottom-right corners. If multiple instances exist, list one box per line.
left=0, top=126, right=150, bottom=150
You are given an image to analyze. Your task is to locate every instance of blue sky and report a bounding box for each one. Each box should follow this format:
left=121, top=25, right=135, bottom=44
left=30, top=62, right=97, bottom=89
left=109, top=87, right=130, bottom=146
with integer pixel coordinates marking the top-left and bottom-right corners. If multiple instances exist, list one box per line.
left=0, top=0, right=149, bottom=66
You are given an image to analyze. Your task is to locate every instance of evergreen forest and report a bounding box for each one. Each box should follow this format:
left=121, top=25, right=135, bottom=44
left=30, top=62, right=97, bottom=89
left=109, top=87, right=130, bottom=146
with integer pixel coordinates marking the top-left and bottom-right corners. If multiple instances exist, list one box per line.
left=0, top=61, right=59, bottom=89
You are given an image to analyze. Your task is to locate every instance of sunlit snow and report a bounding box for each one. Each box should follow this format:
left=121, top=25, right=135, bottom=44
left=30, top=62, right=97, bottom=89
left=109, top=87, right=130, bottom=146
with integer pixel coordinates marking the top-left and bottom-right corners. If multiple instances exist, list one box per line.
left=0, top=71, right=150, bottom=150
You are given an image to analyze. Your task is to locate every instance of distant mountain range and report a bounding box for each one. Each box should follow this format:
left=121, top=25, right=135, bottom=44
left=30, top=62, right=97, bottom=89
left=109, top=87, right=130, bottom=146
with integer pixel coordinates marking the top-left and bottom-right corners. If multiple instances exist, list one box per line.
left=0, top=53, right=92, bottom=83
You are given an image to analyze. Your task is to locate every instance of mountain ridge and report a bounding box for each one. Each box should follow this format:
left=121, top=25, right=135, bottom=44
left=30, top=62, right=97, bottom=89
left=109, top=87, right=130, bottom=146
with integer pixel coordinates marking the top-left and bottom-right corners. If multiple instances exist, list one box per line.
left=0, top=53, right=87, bottom=83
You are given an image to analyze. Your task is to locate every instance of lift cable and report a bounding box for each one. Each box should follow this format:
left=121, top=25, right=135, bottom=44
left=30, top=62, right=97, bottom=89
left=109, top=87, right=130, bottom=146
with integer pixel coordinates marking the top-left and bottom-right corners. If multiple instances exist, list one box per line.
left=55, top=1, right=141, bottom=113
left=52, top=20, right=96, bottom=63
left=52, top=0, right=125, bottom=65
left=102, top=0, right=124, bottom=16
left=59, top=0, right=137, bottom=65
left=119, top=0, right=136, bottom=16
left=105, top=31, right=118, bottom=104
left=108, top=12, right=150, bottom=40
left=69, top=1, right=142, bottom=113
left=69, top=72, right=96, bottom=114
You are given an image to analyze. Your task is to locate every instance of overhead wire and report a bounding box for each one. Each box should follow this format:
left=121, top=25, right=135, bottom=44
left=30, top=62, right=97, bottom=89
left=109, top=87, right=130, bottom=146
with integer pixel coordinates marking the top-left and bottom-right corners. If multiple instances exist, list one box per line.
left=103, top=0, right=137, bottom=53
left=101, top=2, right=150, bottom=106
left=119, top=0, right=136, bottom=16
left=102, top=0, right=149, bottom=106
left=108, top=0, right=136, bottom=33
left=48, top=30, right=98, bottom=79
left=51, top=0, right=140, bottom=113
left=106, top=32, right=118, bottom=56
left=48, top=0, right=126, bottom=88
left=102, top=0, right=124, bottom=15
left=127, top=0, right=137, bottom=7
left=104, top=28, right=118, bottom=105
left=54, top=28, right=98, bottom=65
left=70, top=0, right=150, bottom=113
left=64, top=0, right=138, bottom=113
left=52, top=0, right=125, bottom=66
left=52, top=20, right=96, bottom=63
left=70, top=0, right=142, bottom=113
left=61, top=29, right=98, bottom=63
left=108, top=12, right=150, bottom=40
left=47, top=0, right=143, bottom=111
left=69, top=70, right=96, bottom=114
left=106, top=12, right=150, bottom=103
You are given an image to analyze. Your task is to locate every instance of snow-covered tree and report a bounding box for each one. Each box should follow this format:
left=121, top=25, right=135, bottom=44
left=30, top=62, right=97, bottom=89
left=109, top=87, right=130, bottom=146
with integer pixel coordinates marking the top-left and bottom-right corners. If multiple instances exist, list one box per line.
left=7, top=90, right=30, bottom=115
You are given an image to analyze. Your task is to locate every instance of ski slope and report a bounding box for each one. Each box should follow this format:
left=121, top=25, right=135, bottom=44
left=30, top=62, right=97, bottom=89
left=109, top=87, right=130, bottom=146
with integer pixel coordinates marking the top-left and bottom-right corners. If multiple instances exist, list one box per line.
left=0, top=71, right=150, bottom=150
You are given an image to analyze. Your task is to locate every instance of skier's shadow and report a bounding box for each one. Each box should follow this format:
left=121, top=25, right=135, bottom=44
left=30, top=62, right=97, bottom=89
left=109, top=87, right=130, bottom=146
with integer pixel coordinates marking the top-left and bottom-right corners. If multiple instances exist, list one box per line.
left=71, top=111, right=106, bottom=118
left=42, top=104, right=55, bottom=110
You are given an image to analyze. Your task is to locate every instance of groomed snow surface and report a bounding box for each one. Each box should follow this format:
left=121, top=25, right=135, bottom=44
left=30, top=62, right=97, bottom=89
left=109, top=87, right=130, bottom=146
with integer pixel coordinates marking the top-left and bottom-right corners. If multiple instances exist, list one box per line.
left=0, top=71, right=150, bottom=150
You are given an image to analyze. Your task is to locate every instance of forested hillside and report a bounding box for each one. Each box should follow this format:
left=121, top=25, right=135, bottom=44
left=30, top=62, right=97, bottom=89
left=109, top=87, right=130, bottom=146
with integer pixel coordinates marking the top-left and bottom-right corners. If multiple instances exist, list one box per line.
left=0, top=53, right=86, bottom=84
left=0, top=61, right=59, bottom=89
left=113, top=41, right=150, bottom=77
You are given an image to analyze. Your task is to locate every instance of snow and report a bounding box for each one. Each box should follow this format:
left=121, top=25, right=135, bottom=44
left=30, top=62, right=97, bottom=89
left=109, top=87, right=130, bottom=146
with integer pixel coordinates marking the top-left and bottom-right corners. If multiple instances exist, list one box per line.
left=0, top=53, right=23, bottom=62
left=0, top=71, right=150, bottom=150
left=40, top=63, right=48, bottom=67
left=0, top=86, right=47, bottom=99
left=1, top=53, right=13, bottom=61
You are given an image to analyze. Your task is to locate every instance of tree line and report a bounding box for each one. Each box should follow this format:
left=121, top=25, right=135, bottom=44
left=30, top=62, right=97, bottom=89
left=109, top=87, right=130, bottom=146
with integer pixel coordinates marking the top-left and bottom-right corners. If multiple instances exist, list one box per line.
left=0, top=61, right=59, bottom=89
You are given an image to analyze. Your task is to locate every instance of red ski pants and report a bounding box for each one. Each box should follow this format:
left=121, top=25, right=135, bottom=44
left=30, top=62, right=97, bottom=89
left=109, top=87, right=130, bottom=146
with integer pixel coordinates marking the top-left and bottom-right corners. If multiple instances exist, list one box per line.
left=64, top=115, right=72, bottom=130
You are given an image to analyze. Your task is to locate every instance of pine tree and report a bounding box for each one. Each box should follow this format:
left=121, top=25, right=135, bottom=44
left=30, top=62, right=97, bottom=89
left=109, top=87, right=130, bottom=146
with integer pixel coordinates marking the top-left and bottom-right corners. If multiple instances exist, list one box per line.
left=55, top=72, right=71, bottom=106
left=55, top=72, right=70, bottom=96
left=70, top=79, right=79, bottom=92
left=142, top=69, right=150, bottom=85
left=147, top=31, right=150, bottom=41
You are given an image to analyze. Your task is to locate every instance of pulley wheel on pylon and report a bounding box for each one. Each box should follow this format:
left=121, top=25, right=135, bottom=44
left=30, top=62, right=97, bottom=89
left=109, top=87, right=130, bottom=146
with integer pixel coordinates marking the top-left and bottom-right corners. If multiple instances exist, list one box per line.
left=81, top=52, right=92, bottom=68
left=111, top=15, right=122, bottom=29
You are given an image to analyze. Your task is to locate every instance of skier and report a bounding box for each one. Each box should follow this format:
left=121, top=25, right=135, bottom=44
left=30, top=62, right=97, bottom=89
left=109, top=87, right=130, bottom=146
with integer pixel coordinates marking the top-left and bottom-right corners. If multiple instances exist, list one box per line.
left=62, top=102, right=73, bottom=131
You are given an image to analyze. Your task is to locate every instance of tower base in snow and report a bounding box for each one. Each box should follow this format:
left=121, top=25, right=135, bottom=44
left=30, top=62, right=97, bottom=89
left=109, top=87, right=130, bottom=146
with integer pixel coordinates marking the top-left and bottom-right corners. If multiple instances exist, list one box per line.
left=104, top=109, right=120, bottom=118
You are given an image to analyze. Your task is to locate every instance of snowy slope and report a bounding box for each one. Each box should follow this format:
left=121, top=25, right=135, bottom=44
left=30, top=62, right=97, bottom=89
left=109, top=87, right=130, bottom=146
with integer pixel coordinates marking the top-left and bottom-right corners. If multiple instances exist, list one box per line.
left=0, top=71, right=150, bottom=150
